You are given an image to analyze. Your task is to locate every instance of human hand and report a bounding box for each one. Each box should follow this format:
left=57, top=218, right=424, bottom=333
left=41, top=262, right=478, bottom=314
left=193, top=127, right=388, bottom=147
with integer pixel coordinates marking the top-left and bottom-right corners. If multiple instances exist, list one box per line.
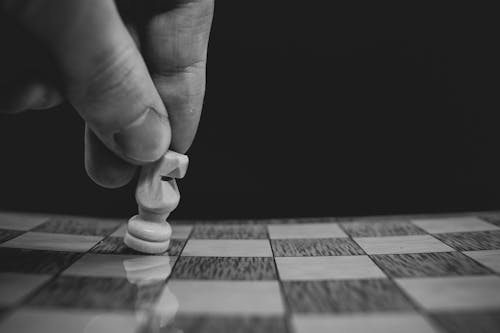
left=0, top=0, right=213, bottom=187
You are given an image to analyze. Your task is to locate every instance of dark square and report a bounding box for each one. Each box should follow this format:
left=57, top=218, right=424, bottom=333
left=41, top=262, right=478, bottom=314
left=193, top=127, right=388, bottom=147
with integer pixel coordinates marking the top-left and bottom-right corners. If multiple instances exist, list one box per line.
left=0, top=248, right=81, bottom=274
left=0, top=229, right=24, bottom=244
left=340, top=221, right=426, bottom=237
left=171, top=257, right=277, bottom=280
left=431, top=311, right=500, bottom=333
left=282, top=279, right=414, bottom=313
left=90, top=237, right=185, bottom=256
left=434, top=231, right=500, bottom=251
left=33, top=217, right=121, bottom=236
left=191, top=224, right=267, bottom=239
left=28, top=276, right=164, bottom=310
left=143, top=315, right=287, bottom=333
left=167, top=239, right=185, bottom=256
left=371, top=252, right=492, bottom=278
left=271, top=238, right=364, bottom=256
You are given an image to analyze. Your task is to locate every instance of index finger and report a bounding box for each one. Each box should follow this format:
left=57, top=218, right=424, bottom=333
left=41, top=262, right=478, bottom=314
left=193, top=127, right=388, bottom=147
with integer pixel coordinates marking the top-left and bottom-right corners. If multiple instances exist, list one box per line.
left=143, top=0, right=214, bottom=153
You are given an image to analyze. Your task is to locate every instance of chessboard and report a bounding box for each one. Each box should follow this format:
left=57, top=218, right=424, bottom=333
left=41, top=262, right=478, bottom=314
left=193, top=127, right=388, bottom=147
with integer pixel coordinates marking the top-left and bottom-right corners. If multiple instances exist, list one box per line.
left=0, top=211, right=499, bottom=333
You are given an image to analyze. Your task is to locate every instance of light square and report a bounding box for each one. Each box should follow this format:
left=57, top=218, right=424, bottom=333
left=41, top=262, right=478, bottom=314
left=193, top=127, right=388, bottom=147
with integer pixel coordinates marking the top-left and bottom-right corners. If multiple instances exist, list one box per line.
left=395, top=275, right=500, bottom=311
left=0, top=232, right=103, bottom=252
left=464, top=250, right=500, bottom=273
left=353, top=235, right=453, bottom=255
left=165, top=280, right=285, bottom=315
left=63, top=254, right=176, bottom=280
left=0, top=308, right=139, bottom=333
left=276, top=256, right=386, bottom=281
left=0, top=213, right=48, bottom=231
left=181, top=239, right=272, bottom=257
left=411, top=217, right=499, bottom=234
left=292, top=313, right=439, bottom=333
left=268, top=223, right=347, bottom=239
left=0, top=273, right=51, bottom=306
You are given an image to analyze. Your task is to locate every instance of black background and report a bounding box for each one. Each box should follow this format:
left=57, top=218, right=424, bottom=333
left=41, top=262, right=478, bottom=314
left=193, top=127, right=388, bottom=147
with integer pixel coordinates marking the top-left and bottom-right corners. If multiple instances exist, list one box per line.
left=0, top=2, right=499, bottom=219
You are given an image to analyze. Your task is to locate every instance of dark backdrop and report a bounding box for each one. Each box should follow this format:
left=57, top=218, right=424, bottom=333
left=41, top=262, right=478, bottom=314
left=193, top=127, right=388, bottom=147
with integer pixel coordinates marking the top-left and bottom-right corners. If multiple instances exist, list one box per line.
left=1, top=2, right=499, bottom=219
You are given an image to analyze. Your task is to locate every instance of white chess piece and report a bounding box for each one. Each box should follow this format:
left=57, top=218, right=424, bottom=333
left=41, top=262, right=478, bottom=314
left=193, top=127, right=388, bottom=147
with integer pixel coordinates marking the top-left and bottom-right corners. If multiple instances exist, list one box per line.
left=124, top=151, right=188, bottom=254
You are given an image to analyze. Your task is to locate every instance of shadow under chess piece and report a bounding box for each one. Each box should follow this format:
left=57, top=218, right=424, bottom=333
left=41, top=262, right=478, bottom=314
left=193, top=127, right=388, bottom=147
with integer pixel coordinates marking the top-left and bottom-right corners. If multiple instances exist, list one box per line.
left=124, top=151, right=188, bottom=254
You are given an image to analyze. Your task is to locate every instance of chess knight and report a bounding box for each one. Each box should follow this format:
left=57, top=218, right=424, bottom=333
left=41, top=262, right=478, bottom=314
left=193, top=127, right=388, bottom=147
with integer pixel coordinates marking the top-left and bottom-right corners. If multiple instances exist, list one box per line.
left=124, top=151, right=188, bottom=253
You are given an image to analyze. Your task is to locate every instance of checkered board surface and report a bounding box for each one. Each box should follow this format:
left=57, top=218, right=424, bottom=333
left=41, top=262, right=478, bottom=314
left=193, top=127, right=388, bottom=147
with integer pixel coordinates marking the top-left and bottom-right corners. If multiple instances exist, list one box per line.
left=0, top=212, right=500, bottom=333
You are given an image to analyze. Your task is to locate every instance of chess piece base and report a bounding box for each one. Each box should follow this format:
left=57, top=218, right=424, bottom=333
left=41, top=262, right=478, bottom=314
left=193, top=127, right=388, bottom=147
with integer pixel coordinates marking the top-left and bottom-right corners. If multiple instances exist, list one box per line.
left=124, top=231, right=170, bottom=254
left=127, top=215, right=171, bottom=242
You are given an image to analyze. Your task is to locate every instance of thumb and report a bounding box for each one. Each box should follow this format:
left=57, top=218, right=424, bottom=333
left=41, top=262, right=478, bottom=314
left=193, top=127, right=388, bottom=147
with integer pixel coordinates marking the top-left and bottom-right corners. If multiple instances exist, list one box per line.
left=2, top=0, right=171, bottom=163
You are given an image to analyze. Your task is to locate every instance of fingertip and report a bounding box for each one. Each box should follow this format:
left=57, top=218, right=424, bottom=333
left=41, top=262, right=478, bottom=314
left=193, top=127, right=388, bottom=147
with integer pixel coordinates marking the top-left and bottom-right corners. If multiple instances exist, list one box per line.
left=170, top=134, right=195, bottom=154
left=152, top=75, right=204, bottom=155
left=113, top=107, right=171, bottom=164
left=85, top=126, right=137, bottom=188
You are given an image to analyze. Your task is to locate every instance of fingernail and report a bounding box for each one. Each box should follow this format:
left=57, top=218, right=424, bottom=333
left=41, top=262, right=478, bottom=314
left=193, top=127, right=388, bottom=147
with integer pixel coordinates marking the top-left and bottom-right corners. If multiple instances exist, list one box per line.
left=114, top=108, right=170, bottom=163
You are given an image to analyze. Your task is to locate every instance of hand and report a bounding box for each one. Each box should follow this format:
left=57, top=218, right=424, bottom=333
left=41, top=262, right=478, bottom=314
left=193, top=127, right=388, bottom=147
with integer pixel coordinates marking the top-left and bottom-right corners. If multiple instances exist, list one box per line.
left=0, top=0, right=214, bottom=188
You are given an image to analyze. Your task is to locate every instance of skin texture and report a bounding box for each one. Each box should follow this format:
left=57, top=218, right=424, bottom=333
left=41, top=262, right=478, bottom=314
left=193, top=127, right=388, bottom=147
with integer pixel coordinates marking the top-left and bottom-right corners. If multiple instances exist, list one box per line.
left=0, top=0, right=214, bottom=188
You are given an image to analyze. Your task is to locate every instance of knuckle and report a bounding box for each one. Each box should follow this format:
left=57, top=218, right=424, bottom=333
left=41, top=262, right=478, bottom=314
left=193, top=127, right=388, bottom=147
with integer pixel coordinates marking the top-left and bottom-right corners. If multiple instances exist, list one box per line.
left=171, top=69, right=206, bottom=117
left=68, top=43, right=142, bottom=128
left=83, top=45, right=138, bottom=101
